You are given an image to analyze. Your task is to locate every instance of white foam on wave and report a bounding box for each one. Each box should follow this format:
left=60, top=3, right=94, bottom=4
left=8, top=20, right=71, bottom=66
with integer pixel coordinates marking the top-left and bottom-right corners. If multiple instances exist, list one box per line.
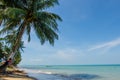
left=20, top=68, right=53, bottom=74
left=38, top=71, right=52, bottom=74
left=20, top=68, right=38, bottom=73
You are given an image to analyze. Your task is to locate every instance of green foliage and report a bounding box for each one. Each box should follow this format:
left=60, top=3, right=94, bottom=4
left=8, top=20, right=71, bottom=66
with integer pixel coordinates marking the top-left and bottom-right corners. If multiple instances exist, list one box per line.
left=13, top=51, right=21, bottom=66
left=0, top=30, right=24, bottom=66
left=0, top=0, right=62, bottom=45
left=0, top=48, right=4, bottom=58
left=0, top=42, right=7, bottom=59
left=0, top=0, right=62, bottom=62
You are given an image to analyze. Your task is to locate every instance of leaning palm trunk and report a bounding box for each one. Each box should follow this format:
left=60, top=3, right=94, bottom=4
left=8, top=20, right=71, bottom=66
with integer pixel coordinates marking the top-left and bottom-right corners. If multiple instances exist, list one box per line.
left=0, top=21, right=26, bottom=73
left=9, top=21, right=27, bottom=60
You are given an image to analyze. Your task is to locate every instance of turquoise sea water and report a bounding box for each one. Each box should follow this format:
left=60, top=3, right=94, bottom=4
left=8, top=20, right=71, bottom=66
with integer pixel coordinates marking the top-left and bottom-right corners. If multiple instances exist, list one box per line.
left=20, top=65, right=120, bottom=80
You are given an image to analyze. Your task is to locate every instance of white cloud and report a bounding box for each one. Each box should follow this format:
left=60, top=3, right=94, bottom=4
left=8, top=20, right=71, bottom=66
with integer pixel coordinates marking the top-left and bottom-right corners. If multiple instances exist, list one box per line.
left=21, top=48, right=85, bottom=65
left=56, top=49, right=77, bottom=60
left=88, top=38, right=120, bottom=51
left=52, top=48, right=85, bottom=62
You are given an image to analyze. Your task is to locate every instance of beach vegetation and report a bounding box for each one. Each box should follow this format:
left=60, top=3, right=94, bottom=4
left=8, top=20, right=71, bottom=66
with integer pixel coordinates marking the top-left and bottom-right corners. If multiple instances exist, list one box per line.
left=0, top=30, right=25, bottom=66
left=0, top=0, right=61, bottom=72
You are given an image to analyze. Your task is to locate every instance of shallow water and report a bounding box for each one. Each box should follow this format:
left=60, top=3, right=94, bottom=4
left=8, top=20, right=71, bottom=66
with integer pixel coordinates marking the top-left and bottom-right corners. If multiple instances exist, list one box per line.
left=20, top=65, right=120, bottom=80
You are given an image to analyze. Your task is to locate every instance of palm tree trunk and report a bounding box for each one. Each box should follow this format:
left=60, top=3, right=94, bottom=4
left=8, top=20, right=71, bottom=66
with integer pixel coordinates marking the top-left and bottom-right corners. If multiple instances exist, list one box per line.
left=9, top=21, right=27, bottom=60
left=0, top=22, right=26, bottom=72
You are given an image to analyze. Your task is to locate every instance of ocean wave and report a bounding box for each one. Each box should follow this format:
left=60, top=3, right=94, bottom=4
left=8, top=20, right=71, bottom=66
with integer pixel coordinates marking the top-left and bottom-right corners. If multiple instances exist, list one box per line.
left=38, top=71, right=52, bottom=74
left=35, top=72, right=101, bottom=80
left=20, top=68, right=101, bottom=80
left=20, top=68, right=53, bottom=74
left=51, top=73, right=101, bottom=80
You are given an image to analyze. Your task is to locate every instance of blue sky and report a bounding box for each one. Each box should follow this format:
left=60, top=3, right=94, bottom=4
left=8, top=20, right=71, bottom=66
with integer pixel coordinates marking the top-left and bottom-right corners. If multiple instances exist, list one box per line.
left=20, top=0, right=120, bottom=65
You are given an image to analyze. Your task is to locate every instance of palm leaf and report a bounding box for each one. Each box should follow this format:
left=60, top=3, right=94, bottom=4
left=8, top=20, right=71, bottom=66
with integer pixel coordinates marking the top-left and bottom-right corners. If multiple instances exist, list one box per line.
left=26, top=24, right=31, bottom=42
left=37, top=0, right=59, bottom=10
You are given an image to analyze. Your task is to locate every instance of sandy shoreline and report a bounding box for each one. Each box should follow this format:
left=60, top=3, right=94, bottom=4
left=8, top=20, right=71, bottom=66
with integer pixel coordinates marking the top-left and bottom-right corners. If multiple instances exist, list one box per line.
left=0, top=69, right=37, bottom=80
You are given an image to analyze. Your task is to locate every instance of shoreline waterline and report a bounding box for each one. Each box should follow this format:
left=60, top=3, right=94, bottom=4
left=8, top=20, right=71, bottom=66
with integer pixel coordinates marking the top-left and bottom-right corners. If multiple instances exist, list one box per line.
left=19, top=65, right=120, bottom=80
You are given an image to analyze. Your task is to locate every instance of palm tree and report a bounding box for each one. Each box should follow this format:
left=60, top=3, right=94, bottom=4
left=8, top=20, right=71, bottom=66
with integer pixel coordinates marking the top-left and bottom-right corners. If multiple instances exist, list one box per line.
left=0, top=0, right=62, bottom=60
left=0, top=30, right=25, bottom=66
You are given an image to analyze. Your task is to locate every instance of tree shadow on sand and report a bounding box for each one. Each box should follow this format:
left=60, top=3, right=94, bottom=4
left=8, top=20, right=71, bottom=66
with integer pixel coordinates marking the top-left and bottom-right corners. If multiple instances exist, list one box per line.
left=0, top=71, right=37, bottom=80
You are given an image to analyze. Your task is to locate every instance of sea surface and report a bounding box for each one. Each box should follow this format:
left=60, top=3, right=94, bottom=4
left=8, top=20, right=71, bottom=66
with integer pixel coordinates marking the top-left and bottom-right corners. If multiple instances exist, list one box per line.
left=20, top=65, right=120, bottom=80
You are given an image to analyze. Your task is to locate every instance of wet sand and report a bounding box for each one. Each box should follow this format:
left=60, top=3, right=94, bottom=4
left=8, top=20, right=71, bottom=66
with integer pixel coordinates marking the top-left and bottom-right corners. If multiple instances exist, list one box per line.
left=0, top=69, right=37, bottom=80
